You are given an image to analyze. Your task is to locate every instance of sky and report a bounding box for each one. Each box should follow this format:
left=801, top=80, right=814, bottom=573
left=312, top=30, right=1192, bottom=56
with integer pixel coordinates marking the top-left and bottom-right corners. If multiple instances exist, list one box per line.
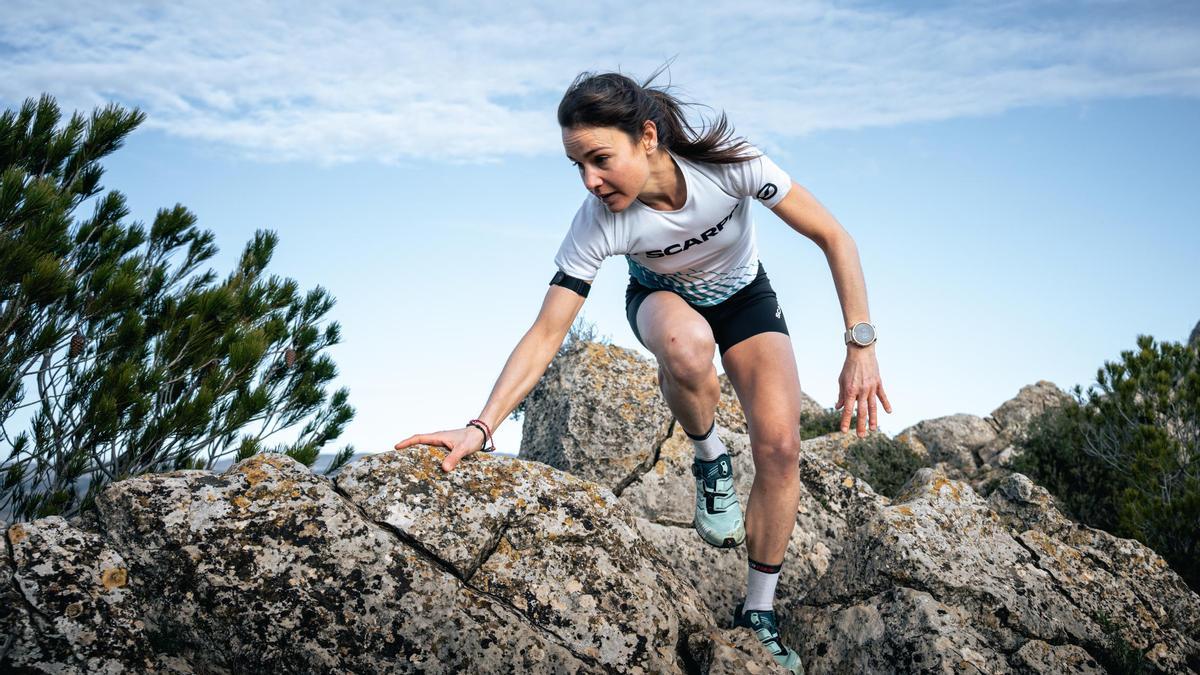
left=2, top=1, right=1198, bottom=459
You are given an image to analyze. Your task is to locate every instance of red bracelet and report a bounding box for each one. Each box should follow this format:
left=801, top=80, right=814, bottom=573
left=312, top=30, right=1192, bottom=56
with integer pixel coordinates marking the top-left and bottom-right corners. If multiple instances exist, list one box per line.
left=467, top=418, right=495, bottom=452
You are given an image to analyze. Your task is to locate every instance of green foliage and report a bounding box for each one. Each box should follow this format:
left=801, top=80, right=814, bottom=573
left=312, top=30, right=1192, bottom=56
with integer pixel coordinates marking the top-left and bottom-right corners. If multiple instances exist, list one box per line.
left=1012, top=334, right=1200, bottom=592
left=1009, top=400, right=1121, bottom=530
left=798, top=407, right=859, bottom=440
left=842, top=433, right=924, bottom=499
left=509, top=314, right=611, bottom=422
left=1, top=95, right=356, bottom=522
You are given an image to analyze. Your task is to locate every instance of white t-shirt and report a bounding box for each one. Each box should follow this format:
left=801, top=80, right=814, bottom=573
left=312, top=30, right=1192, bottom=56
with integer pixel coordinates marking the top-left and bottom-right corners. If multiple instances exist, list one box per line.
left=552, top=145, right=792, bottom=306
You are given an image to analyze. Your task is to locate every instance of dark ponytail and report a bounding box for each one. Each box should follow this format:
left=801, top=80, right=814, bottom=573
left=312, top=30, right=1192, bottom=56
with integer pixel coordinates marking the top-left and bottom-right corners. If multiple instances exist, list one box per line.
left=557, top=61, right=760, bottom=165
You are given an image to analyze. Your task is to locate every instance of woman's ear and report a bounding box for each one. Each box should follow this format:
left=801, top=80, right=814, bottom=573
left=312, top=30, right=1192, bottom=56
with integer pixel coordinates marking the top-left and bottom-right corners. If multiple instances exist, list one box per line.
left=641, top=120, right=659, bottom=153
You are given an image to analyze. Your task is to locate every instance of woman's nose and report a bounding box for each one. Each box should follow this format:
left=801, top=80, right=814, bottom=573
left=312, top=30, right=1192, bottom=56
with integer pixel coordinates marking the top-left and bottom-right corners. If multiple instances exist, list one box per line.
left=582, top=167, right=603, bottom=192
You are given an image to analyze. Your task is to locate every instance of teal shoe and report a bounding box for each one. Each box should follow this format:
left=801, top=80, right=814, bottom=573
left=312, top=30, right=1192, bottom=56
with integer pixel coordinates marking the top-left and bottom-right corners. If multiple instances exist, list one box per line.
left=691, top=453, right=745, bottom=548
left=733, top=601, right=806, bottom=674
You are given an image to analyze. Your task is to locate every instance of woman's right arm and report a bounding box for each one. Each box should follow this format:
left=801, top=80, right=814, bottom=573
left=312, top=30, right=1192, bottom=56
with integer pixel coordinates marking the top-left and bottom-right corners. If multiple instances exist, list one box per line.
left=394, top=282, right=590, bottom=472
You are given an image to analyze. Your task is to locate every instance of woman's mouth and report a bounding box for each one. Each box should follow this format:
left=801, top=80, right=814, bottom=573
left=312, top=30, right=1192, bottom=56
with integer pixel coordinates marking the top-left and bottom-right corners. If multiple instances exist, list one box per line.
left=600, top=192, right=617, bottom=204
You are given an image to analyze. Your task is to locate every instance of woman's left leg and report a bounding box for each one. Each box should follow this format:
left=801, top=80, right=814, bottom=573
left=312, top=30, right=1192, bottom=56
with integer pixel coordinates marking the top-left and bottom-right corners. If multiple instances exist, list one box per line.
left=719, top=330, right=802, bottom=565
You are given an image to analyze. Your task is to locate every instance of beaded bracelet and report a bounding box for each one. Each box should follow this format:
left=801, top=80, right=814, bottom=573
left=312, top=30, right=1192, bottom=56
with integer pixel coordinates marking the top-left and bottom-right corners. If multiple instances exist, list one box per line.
left=467, top=418, right=495, bottom=452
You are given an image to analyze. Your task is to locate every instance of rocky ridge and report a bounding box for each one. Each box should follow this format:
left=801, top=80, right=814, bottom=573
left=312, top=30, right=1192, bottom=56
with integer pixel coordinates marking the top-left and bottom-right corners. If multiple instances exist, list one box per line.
left=3, top=340, right=1198, bottom=673
left=518, top=342, right=1200, bottom=673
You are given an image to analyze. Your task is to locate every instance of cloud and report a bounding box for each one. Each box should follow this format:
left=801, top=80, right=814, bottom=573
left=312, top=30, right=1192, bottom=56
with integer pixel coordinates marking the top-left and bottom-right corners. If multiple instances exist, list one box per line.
left=2, top=1, right=1197, bottom=164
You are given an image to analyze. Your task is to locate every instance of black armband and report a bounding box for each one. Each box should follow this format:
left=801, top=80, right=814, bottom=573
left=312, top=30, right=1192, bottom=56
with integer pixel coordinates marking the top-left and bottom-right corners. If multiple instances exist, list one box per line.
left=549, top=269, right=591, bottom=298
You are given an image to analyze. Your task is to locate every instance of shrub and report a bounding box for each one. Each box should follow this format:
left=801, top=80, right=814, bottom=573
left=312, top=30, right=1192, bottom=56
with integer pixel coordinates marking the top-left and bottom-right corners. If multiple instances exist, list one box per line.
left=843, top=433, right=925, bottom=499
left=1012, top=334, right=1199, bottom=591
left=0, top=95, right=355, bottom=522
left=798, top=407, right=859, bottom=440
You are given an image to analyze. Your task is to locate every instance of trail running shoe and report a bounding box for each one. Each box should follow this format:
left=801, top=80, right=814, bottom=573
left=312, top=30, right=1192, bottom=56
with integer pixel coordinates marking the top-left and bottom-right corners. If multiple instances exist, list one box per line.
left=691, top=453, right=745, bottom=548
left=733, top=601, right=806, bottom=674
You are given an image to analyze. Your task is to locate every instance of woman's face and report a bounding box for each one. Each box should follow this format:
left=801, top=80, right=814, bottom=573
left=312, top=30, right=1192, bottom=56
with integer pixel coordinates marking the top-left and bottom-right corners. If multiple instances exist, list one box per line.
left=561, top=124, right=651, bottom=212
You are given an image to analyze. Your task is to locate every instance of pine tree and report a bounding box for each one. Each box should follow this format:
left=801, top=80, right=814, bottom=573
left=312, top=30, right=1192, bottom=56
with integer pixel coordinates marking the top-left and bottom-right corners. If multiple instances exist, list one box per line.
left=0, top=94, right=356, bottom=521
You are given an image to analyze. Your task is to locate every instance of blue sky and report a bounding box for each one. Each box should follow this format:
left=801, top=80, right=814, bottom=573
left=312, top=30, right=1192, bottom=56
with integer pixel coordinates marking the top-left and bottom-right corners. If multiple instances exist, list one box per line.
left=2, top=1, right=1198, bottom=457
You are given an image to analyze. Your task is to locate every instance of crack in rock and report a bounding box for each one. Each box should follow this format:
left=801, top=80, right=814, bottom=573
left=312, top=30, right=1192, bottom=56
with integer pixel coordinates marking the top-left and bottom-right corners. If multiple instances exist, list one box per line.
left=612, top=419, right=675, bottom=498
left=463, top=515, right=516, bottom=582
left=327, top=478, right=610, bottom=672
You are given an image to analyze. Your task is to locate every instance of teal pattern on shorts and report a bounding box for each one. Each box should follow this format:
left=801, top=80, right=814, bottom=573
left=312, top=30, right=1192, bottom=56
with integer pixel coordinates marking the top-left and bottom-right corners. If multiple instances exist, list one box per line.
left=626, top=257, right=758, bottom=307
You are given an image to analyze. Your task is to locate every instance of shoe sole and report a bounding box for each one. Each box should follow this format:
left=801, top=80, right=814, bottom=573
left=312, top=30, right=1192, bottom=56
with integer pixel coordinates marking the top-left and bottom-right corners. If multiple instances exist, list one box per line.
left=695, top=523, right=746, bottom=549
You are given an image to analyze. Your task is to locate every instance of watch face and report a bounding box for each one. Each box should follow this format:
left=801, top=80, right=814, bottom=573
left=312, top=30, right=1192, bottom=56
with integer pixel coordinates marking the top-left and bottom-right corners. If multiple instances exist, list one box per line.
left=853, top=323, right=875, bottom=343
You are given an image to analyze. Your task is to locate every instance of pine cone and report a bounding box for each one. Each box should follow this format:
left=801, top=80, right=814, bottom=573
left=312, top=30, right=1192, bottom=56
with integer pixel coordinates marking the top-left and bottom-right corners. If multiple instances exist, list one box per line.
left=69, top=330, right=85, bottom=358
left=285, top=347, right=296, bottom=368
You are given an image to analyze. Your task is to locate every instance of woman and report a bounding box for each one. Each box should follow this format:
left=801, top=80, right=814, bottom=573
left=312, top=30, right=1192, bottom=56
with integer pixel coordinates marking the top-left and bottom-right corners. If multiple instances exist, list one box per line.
left=396, top=66, right=891, bottom=674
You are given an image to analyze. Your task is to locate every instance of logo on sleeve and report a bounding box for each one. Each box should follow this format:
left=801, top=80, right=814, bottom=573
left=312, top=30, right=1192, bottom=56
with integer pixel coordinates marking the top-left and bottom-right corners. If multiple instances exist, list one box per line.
left=756, top=183, right=778, bottom=201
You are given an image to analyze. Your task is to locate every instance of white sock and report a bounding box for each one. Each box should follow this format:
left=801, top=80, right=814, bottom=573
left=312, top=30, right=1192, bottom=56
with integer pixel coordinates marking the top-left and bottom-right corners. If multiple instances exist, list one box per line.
left=744, top=558, right=782, bottom=611
left=687, top=420, right=726, bottom=461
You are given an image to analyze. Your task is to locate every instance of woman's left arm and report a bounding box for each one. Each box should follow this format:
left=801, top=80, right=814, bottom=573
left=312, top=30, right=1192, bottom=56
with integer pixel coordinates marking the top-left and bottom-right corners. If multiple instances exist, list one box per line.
left=769, top=181, right=892, bottom=437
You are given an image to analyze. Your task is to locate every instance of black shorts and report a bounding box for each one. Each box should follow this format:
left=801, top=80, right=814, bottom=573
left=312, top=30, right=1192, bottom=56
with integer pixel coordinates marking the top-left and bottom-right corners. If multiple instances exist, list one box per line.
left=625, top=261, right=790, bottom=357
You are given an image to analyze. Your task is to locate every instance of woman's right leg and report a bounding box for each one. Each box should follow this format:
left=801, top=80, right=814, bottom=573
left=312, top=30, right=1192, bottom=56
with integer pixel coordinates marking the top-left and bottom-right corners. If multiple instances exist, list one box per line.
left=634, top=291, right=721, bottom=437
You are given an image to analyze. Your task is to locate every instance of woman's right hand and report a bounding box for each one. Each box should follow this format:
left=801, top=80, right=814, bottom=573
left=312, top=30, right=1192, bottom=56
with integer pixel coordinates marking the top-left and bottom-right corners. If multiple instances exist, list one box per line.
left=394, top=426, right=486, bottom=473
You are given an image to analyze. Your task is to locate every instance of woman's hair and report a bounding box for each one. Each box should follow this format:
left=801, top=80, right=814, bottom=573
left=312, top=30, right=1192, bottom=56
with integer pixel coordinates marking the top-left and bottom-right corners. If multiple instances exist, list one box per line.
left=557, top=61, right=759, bottom=165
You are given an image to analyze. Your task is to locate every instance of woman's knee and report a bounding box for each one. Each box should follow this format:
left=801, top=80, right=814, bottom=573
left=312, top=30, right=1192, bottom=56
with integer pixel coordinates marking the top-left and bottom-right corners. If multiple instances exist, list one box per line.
left=657, top=323, right=717, bottom=384
left=750, top=428, right=802, bottom=469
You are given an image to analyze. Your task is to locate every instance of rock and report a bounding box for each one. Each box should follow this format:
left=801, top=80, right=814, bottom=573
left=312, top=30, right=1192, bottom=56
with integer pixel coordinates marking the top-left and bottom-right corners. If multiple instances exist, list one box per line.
left=977, top=381, right=1074, bottom=468
left=90, top=453, right=611, bottom=673
left=687, top=626, right=793, bottom=673
left=3, top=450, right=724, bottom=673
left=715, top=372, right=750, bottom=435
left=621, top=425, right=755, bottom=527
left=787, top=468, right=1200, bottom=673
left=632, top=518, right=747, bottom=624
left=519, top=341, right=825, bottom=493
left=797, top=586, right=1005, bottom=672
left=895, top=413, right=998, bottom=478
left=1190, top=319, right=1200, bottom=348
left=518, top=342, right=673, bottom=493
left=3, top=516, right=195, bottom=673
left=336, top=447, right=711, bottom=671
left=985, top=381, right=1074, bottom=439
left=1011, top=640, right=1104, bottom=674
left=621, top=425, right=886, bottom=623
left=989, top=473, right=1200, bottom=656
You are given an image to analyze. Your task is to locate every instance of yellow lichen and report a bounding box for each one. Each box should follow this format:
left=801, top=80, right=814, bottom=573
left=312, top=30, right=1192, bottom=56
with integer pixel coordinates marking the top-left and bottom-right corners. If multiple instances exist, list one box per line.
left=101, top=566, right=127, bottom=590
left=7, top=524, right=26, bottom=545
left=930, top=477, right=962, bottom=501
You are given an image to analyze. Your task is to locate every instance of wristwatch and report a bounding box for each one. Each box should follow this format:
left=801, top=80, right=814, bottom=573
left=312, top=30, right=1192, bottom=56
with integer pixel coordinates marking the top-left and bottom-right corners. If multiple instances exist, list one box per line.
left=844, top=322, right=877, bottom=347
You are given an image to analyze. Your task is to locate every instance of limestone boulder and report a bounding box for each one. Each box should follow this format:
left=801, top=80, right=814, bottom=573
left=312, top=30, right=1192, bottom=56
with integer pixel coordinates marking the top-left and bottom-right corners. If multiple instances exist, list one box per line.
left=895, top=413, right=998, bottom=478
left=91, top=453, right=607, bottom=674
left=787, top=468, right=1200, bottom=673
left=620, top=424, right=755, bottom=527
left=686, top=626, right=793, bottom=674
left=621, top=424, right=887, bottom=624
left=519, top=341, right=825, bottom=493
left=2, top=516, right=195, bottom=673
left=336, top=447, right=712, bottom=671
left=632, top=518, right=747, bottom=625
left=518, top=342, right=673, bottom=493
left=977, top=380, right=1074, bottom=467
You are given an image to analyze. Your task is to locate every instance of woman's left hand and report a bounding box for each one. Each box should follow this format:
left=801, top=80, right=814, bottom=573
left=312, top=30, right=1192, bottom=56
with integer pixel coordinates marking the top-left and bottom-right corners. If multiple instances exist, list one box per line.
left=835, top=347, right=892, bottom=437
